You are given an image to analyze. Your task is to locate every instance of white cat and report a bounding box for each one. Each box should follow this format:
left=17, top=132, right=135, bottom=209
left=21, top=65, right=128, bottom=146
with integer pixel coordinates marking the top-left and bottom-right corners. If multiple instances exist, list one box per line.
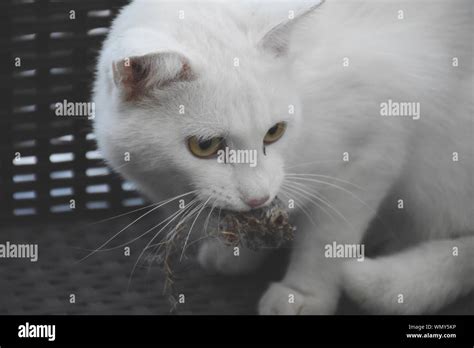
left=93, top=0, right=473, bottom=314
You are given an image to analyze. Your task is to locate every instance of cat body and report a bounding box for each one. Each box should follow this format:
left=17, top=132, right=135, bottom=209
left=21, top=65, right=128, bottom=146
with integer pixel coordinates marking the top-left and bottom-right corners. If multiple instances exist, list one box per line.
left=94, top=0, right=473, bottom=314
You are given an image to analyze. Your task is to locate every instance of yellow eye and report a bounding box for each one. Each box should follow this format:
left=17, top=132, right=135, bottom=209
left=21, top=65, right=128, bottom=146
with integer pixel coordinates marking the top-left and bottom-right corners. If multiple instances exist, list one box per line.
left=188, top=136, right=224, bottom=158
left=264, top=122, right=286, bottom=144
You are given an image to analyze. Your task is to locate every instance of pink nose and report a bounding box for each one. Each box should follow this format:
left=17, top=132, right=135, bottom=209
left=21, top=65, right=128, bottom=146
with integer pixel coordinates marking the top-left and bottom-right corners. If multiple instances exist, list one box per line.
left=245, top=196, right=270, bottom=209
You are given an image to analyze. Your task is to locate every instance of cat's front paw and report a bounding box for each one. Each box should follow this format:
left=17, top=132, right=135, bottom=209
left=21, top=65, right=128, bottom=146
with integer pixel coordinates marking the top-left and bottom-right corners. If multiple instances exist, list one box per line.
left=258, top=282, right=337, bottom=315
left=197, top=238, right=266, bottom=275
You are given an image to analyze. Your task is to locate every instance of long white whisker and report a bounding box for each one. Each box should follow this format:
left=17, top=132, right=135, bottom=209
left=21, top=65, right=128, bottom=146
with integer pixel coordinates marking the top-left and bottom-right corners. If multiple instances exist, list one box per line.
left=285, top=159, right=340, bottom=170
left=184, top=234, right=216, bottom=249
left=85, top=201, right=158, bottom=227
left=144, top=199, right=200, bottom=276
left=100, top=199, right=198, bottom=253
left=164, top=201, right=204, bottom=242
left=203, top=198, right=218, bottom=237
left=78, top=190, right=197, bottom=263
left=85, top=189, right=197, bottom=226
left=151, top=200, right=205, bottom=263
left=282, top=182, right=337, bottom=223
left=285, top=176, right=376, bottom=215
left=180, top=196, right=212, bottom=261
left=153, top=199, right=202, bottom=258
left=127, top=199, right=198, bottom=290
left=285, top=173, right=363, bottom=190
left=279, top=187, right=318, bottom=227
left=282, top=182, right=336, bottom=222
left=283, top=181, right=353, bottom=229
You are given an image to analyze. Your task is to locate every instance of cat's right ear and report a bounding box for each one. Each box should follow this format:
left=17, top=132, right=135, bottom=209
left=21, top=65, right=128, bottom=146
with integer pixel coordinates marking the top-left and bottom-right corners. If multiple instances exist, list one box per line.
left=259, top=1, right=325, bottom=57
left=112, top=52, right=196, bottom=102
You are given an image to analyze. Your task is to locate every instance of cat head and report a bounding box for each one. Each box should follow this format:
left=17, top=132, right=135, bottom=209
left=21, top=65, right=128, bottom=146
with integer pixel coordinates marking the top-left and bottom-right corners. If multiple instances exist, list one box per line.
left=97, top=2, right=322, bottom=212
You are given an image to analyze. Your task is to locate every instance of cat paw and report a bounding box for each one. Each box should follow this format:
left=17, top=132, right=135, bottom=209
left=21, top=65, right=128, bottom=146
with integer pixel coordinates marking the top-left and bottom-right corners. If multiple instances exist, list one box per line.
left=197, top=239, right=265, bottom=275
left=258, top=282, right=337, bottom=315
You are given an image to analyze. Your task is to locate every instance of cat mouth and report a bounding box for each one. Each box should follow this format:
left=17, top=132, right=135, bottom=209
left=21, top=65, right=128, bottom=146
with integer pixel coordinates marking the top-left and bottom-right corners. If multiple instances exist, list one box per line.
left=215, top=195, right=278, bottom=214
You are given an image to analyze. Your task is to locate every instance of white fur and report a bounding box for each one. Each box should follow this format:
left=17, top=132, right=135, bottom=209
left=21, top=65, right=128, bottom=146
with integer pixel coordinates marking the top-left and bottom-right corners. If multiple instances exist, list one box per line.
left=93, top=0, right=473, bottom=314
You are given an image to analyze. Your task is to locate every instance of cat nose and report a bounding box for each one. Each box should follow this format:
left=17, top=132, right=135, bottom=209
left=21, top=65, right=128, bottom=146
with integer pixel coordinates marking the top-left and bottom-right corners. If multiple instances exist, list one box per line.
left=244, top=195, right=270, bottom=209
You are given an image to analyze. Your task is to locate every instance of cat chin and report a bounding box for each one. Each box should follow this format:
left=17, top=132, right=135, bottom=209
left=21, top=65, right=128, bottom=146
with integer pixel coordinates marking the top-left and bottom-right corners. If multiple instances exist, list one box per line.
left=205, top=201, right=250, bottom=213
left=220, top=198, right=277, bottom=213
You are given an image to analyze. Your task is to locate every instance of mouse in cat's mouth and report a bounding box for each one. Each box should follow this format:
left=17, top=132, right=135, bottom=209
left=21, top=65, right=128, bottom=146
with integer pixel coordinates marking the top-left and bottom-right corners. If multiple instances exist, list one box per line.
left=155, top=197, right=295, bottom=297
left=209, top=197, right=296, bottom=250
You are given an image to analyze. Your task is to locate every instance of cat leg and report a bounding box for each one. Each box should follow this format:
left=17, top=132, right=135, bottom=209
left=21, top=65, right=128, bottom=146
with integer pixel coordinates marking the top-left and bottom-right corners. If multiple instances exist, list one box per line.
left=257, top=200, right=377, bottom=314
left=342, top=235, right=474, bottom=314
left=259, top=142, right=406, bottom=314
left=258, top=180, right=395, bottom=314
left=258, top=219, right=344, bottom=314
left=197, top=238, right=269, bottom=275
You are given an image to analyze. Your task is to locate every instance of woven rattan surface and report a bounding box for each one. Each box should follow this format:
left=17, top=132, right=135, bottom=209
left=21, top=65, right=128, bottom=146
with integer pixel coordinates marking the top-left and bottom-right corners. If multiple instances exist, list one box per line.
left=0, top=217, right=473, bottom=315
left=1, top=0, right=137, bottom=223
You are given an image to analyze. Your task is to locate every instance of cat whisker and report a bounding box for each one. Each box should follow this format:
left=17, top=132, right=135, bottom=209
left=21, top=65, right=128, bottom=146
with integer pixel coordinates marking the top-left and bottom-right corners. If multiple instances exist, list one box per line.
left=184, top=234, right=217, bottom=249
left=285, top=175, right=376, bottom=215
left=286, top=176, right=391, bottom=234
left=279, top=186, right=318, bottom=227
left=164, top=200, right=204, bottom=242
left=166, top=198, right=218, bottom=258
left=151, top=200, right=206, bottom=267
left=217, top=207, right=222, bottom=229
left=203, top=198, right=219, bottom=237
left=144, top=199, right=202, bottom=278
left=144, top=200, right=198, bottom=257
left=285, top=173, right=364, bottom=190
left=285, top=159, right=341, bottom=170
left=98, top=199, right=199, bottom=253
left=157, top=200, right=203, bottom=251
left=127, top=199, right=199, bottom=290
left=180, top=196, right=213, bottom=261
left=148, top=200, right=211, bottom=292
left=85, top=200, right=163, bottom=227
left=281, top=183, right=335, bottom=224
left=112, top=160, right=133, bottom=172
left=78, top=190, right=197, bottom=263
left=283, top=181, right=353, bottom=230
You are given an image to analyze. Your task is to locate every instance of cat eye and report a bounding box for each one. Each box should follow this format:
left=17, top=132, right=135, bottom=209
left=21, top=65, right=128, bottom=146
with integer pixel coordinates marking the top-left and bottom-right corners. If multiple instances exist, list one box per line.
left=264, top=122, right=286, bottom=144
left=188, top=136, right=224, bottom=158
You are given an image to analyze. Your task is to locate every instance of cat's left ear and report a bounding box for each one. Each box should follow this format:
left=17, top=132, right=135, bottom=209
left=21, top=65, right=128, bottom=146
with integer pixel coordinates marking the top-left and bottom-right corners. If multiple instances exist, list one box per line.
left=258, top=1, right=325, bottom=57
left=112, top=51, right=196, bottom=102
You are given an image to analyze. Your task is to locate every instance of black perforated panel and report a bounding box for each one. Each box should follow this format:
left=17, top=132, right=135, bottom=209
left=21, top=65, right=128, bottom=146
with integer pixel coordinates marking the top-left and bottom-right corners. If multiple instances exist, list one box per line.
left=0, top=0, right=148, bottom=221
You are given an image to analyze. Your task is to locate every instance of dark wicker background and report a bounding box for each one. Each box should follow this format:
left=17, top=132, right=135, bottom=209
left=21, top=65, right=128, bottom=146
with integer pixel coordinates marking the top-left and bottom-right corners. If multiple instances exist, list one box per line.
left=0, top=0, right=141, bottom=223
